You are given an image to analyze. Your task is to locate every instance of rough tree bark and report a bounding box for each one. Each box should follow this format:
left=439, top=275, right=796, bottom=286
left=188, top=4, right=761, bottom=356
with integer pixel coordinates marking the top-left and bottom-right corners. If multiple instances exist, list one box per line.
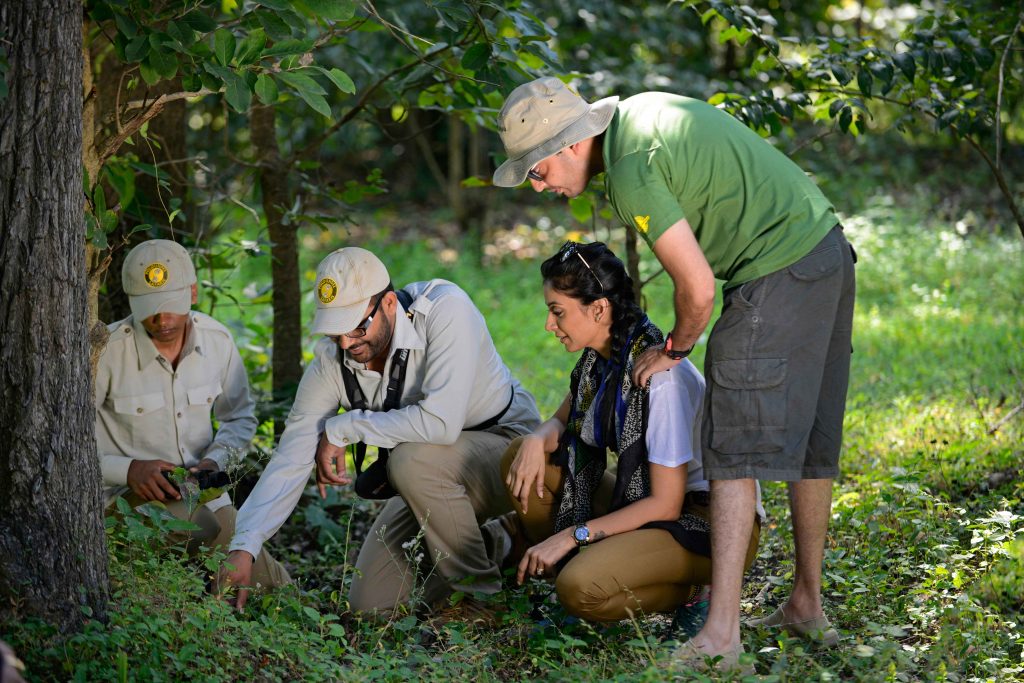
left=252, top=105, right=302, bottom=418
left=0, top=0, right=110, bottom=630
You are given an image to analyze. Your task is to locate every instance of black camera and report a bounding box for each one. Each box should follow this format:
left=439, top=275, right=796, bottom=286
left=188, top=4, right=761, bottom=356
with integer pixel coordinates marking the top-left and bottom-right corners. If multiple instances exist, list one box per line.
left=162, top=469, right=230, bottom=491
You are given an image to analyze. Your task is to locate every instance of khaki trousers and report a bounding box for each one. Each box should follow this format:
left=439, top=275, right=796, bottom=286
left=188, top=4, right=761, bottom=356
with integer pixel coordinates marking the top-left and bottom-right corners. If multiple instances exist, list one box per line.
left=348, top=430, right=516, bottom=614
left=119, top=496, right=291, bottom=590
left=500, top=438, right=760, bottom=622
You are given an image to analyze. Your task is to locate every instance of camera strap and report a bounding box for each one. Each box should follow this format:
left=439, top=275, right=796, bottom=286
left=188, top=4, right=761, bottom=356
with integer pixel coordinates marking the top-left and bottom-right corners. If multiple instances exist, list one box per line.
left=340, top=289, right=414, bottom=478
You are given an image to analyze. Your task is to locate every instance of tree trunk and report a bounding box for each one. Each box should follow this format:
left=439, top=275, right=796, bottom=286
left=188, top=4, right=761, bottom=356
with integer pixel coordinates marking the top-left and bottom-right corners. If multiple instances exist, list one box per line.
left=0, top=0, right=110, bottom=631
left=251, top=106, right=302, bottom=419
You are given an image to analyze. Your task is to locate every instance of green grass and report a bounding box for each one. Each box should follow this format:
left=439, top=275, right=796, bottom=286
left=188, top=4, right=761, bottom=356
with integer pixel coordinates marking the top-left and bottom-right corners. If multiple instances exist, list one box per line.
left=4, top=192, right=1022, bottom=681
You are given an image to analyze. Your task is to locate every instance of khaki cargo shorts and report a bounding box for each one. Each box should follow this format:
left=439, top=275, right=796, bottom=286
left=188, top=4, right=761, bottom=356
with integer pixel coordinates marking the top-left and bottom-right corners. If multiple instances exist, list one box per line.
left=702, top=225, right=857, bottom=481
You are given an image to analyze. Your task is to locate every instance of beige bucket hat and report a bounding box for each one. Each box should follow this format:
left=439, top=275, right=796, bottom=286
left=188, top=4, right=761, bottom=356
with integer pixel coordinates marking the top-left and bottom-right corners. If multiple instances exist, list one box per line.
left=122, top=239, right=197, bottom=321
left=493, top=77, right=618, bottom=188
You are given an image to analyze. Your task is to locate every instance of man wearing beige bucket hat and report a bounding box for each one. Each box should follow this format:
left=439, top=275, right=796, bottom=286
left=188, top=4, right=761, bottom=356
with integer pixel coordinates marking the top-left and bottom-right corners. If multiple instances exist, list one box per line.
left=95, top=239, right=289, bottom=590
left=223, top=247, right=541, bottom=618
left=495, top=78, right=855, bottom=670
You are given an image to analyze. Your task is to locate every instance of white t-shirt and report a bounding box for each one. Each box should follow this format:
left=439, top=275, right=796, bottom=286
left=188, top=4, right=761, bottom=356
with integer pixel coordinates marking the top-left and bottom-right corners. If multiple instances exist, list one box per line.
left=645, top=360, right=766, bottom=521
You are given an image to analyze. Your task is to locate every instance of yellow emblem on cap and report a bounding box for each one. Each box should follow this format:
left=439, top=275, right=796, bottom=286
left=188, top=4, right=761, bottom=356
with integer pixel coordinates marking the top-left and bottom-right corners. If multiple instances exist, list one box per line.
left=634, top=215, right=650, bottom=234
left=144, top=263, right=169, bottom=288
left=318, top=278, right=338, bottom=304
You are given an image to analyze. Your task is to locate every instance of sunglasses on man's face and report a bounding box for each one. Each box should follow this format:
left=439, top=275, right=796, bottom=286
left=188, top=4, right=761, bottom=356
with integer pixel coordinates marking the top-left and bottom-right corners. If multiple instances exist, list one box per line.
left=329, top=294, right=383, bottom=341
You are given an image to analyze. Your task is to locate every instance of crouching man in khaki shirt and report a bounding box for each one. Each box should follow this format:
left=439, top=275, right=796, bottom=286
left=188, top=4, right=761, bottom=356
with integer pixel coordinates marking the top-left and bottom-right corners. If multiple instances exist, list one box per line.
left=95, top=239, right=289, bottom=590
left=221, top=247, right=540, bottom=618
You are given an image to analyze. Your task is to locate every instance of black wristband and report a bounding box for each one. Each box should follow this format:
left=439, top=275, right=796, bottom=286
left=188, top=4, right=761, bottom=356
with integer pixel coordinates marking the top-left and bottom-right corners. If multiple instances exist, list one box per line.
left=665, top=334, right=694, bottom=360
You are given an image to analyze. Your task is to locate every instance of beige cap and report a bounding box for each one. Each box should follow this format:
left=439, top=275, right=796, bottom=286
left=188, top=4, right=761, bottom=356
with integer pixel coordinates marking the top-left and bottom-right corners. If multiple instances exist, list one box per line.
left=493, top=77, right=618, bottom=188
left=311, top=247, right=391, bottom=336
left=122, top=239, right=196, bottom=321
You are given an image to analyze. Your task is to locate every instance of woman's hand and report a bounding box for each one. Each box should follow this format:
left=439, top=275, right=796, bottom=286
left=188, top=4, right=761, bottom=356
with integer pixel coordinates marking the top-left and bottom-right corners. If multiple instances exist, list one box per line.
left=517, top=529, right=576, bottom=584
left=505, top=434, right=549, bottom=514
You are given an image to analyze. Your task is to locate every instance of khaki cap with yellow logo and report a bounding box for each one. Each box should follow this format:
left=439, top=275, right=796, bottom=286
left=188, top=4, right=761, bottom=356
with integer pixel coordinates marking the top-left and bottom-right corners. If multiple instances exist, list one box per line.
left=311, top=247, right=391, bottom=336
left=121, top=239, right=197, bottom=321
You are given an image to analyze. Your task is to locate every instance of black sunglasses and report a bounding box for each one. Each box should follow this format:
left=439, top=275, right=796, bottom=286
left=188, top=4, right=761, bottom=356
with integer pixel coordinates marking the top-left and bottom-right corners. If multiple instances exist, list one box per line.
left=557, top=241, right=606, bottom=292
left=330, top=294, right=384, bottom=340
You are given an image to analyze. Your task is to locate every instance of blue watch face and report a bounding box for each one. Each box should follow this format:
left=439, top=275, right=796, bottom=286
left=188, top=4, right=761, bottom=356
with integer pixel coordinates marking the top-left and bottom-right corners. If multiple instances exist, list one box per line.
left=574, top=526, right=588, bottom=542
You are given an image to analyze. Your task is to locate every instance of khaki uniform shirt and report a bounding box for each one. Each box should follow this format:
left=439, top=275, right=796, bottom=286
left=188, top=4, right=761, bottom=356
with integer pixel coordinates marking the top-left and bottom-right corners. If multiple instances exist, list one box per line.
left=95, top=312, right=257, bottom=510
left=232, top=279, right=540, bottom=558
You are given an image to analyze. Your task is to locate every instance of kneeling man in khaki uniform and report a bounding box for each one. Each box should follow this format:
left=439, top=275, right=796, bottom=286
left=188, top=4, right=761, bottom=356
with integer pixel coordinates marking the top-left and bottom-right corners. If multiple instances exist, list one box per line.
left=95, top=239, right=289, bottom=590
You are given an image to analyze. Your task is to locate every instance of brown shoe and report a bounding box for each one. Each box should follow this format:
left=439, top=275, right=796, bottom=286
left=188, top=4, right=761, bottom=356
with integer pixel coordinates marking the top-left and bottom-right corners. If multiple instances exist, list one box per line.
left=498, top=511, right=530, bottom=572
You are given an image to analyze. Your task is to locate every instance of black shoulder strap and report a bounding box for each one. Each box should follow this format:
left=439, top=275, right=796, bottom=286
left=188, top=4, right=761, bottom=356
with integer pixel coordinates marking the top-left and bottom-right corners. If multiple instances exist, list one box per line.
left=338, top=288, right=414, bottom=476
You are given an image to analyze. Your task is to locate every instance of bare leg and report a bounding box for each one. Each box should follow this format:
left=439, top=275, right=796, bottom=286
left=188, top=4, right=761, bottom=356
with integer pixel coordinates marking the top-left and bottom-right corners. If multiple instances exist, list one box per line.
left=686, top=477, right=757, bottom=655
left=782, top=477, right=833, bottom=620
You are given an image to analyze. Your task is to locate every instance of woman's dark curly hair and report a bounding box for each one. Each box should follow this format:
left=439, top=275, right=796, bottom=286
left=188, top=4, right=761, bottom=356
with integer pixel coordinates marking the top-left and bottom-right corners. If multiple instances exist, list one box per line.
left=541, top=241, right=644, bottom=360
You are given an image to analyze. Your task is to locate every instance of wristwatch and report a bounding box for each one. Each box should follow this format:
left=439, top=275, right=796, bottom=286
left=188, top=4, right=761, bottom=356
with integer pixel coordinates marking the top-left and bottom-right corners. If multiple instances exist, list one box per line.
left=665, top=333, right=694, bottom=360
left=573, top=524, right=592, bottom=547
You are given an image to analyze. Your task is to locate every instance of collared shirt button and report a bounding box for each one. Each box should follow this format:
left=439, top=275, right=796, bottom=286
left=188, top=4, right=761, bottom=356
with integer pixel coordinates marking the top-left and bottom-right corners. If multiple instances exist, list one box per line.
left=207, top=397, right=213, bottom=403
left=136, top=407, right=144, bottom=414
left=176, top=412, right=183, bottom=418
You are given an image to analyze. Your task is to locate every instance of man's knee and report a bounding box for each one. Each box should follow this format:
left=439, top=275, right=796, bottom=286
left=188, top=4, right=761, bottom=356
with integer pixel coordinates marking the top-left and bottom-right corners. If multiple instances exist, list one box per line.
left=387, top=442, right=448, bottom=490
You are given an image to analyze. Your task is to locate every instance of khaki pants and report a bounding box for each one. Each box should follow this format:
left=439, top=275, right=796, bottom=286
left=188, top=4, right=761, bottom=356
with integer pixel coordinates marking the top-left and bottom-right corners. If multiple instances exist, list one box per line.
left=119, top=496, right=291, bottom=590
left=500, top=439, right=760, bottom=622
left=348, top=430, right=516, bottom=614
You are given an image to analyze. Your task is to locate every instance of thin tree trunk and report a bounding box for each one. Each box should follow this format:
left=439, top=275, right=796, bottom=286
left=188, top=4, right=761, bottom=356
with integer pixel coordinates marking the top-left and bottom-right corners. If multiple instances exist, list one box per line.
left=0, top=0, right=110, bottom=631
left=252, top=106, right=302, bottom=419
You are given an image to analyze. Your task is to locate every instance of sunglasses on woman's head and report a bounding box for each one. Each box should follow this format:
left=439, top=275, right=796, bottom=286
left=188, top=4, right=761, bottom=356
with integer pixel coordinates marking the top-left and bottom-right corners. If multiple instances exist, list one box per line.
left=557, top=241, right=605, bottom=292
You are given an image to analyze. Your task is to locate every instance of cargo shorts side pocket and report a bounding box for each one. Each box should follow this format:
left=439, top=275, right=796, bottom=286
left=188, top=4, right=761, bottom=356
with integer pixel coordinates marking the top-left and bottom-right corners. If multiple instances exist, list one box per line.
left=708, top=358, right=788, bottom=454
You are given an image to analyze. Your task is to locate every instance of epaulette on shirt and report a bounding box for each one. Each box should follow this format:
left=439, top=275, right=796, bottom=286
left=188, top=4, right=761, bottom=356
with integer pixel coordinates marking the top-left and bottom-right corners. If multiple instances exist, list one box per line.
left=191, top=311, right=234, bottom=341
left=106, top=319, right=135, bottom=340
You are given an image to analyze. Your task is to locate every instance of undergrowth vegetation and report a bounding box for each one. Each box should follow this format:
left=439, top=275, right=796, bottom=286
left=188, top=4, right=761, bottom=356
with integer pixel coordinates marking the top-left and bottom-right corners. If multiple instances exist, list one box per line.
left=4, top=182, right=1022, bottom=681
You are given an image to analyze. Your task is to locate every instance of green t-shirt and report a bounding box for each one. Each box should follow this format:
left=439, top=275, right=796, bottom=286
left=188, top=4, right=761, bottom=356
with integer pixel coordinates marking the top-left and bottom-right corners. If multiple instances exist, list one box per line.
left=603, top=92, right=837, bottom=288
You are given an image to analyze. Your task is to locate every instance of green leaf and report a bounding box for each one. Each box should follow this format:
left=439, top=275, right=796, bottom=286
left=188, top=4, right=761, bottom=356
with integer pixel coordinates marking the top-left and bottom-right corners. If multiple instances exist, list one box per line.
left=856, top=68, right=873, bottom=97
left=278, top=71, right=331, bottom=116
left=318, top=67, right=355, bottom=94
left=181, top=11, right=218, bottom=34
left=147, top=46, right=178, bottom=80
left=114, top=12, right=138, bottom=38
left=828, top=99, right=846, bottom=118
left=937, top=108, right=959, bottom=131
left=461, top=43, right=491, bottom=71
left=893, top=52, right=916, bottom=82
left=868, top=60, right=894, bottom=95
left=214, top=29, right=237, bottom=66
left=205, top=64, right=252, bottom=112
left=973, top=47, right=994, bottom=70
left=255, top=73, right=279, bottom=104
left=261, top=39, right=314, bottom=58
left=167, top=21, right=197, bottom=49
left=125, top=35, right=150, bottom=62
left=831, top=64, right=852, bottom=86
left=302, top=0, right=356, bottom=21
left=838, top=106, right=852, bottom=133
left=139, top=60, right=160, bottom=85
left=236, top=28, right=267, bottom=65
left=277, top=70, right=327, bottom=96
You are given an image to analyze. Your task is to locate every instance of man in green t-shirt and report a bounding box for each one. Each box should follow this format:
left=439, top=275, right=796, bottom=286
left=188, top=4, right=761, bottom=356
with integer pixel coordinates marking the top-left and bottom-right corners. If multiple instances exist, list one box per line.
left=493, top=77, right=856, bottom=672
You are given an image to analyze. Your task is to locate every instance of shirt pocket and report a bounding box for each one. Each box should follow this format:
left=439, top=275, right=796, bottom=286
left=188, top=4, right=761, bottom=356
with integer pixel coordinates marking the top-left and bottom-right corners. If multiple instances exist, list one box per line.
left=111, top=391, right=168, bottom=453
left=708, top=358, right=787, bottom=454
left=187, top=382, right=222, bottom=409
left=112, top=391, right=166, bottom=417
